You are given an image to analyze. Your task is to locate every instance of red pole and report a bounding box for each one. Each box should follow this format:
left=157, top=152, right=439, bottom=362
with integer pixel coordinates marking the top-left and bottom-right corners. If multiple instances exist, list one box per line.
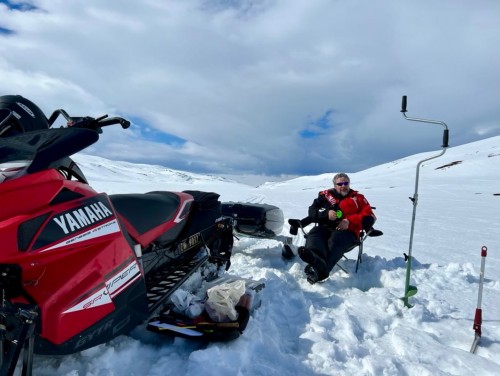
left=470, top=246, right=487, bottom=353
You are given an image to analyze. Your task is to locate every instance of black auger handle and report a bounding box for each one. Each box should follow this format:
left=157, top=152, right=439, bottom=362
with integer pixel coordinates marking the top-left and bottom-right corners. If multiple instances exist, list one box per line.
left=401, top=95, right=449, bottom=148
left=442, top=129, right=449, bottom=148
left=401, top=95, right=407, bottom=113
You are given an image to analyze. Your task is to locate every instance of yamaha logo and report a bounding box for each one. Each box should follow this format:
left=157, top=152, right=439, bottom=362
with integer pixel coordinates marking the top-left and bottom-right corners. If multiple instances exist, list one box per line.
left=16, top=101, right=36, bottom=118
left=53, top=201, right=114, bottom=235
left=32, top=196, right=119, bottom=251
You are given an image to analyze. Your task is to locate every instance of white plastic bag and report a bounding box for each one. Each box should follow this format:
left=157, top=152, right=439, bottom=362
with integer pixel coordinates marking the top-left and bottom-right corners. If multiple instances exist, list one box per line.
left=205, top=280, right=246, bottom=322
left=170, top=290, right=204, bottom=318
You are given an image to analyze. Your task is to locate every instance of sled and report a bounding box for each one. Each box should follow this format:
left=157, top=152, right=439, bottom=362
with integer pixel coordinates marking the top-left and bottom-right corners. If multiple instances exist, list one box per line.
left=221, top=202, right=295, bottom=256
left=221, top=202, right=284, bottom=238
left=147, top=275, right=265, bottom=341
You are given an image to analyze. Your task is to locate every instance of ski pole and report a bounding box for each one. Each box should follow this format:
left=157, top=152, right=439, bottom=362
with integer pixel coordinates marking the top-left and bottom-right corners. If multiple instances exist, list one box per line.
left=400, top=96, right=449, bottom=307
left=470, top=246, right=487, bottom=353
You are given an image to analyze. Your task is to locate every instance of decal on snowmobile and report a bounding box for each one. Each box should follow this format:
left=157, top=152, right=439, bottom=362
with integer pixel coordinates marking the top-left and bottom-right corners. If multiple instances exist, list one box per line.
left=33, top=195, right=118, bottom=250
left=174, top=198, right=193, bottom=223
left=16, top=101, right=36, bottom=117
left=53, top=201, right=113, bottom=235
left=63, top=285, right=111, bottom=314
left=74, top=314, right=133, bottom=351
left=40, top=218, right=120, bottom=252
left=106, top=259, right=141, bottom=298
left=63, top=260, right=141, bottom=314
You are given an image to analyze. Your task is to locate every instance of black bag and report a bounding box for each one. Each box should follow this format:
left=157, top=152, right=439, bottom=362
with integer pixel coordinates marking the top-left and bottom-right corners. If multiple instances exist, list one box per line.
left=182, top=190, right=222, bottom=236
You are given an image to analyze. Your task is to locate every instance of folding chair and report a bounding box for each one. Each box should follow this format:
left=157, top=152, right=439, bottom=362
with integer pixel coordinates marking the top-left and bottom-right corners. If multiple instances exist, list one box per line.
left=284, top=213, right=382, bottom=273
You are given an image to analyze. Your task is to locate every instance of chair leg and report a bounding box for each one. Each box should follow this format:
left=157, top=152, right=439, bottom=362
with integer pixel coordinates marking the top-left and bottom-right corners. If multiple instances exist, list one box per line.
left=355, top=238, right=364, bottom=273
left=336, top=262, right=349, bottom=274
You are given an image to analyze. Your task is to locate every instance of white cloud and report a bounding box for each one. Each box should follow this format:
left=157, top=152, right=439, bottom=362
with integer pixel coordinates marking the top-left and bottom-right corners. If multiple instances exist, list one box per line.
left=2, top=0, right=500, bottom=176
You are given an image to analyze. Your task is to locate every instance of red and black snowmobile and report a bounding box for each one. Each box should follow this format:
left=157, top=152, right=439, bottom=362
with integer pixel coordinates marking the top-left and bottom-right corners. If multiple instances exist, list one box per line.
left=0, top=96, right=233, bottom=375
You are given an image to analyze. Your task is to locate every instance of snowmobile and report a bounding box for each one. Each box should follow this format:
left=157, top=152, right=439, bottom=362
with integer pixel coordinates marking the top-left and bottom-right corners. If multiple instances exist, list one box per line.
left=0, top=97, right=234, bottom=375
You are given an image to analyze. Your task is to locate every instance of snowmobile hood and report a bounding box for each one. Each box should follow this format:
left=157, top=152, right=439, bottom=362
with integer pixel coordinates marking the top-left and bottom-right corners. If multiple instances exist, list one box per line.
left=0, top=127, right=99, bottom=183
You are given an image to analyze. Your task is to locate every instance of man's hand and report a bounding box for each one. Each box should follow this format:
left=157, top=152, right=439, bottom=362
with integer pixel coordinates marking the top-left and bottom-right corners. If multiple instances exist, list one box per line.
left=336, top=219, right=349, bottom=231
left=328, top=210, right=338, bottom=220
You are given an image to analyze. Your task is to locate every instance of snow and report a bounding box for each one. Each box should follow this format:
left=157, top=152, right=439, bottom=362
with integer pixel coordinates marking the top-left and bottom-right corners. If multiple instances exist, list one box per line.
left=24, top=136, right=500, bottom=375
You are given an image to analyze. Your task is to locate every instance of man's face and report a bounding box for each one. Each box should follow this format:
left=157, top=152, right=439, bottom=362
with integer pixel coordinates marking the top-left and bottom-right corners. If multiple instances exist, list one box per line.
left=334, top=177, right=350, bottom=197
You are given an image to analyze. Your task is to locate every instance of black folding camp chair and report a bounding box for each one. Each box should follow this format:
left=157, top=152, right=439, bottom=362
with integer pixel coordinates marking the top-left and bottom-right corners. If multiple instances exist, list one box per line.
left=284, top=212, right=382, bottom=273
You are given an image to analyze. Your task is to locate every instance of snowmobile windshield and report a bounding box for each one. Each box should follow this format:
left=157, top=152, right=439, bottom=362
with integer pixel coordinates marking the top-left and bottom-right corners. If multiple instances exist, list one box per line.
left=0, top=127, right=99, bottom=182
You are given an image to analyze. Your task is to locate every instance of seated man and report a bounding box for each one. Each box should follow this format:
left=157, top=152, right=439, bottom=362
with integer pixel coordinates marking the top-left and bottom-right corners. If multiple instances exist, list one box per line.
left=298, top=172, right=378, bottom=284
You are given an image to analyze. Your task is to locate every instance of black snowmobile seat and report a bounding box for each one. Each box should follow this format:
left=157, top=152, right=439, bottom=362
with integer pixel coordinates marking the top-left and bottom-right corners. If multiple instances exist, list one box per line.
left=109, top=191, right=186, bottom=236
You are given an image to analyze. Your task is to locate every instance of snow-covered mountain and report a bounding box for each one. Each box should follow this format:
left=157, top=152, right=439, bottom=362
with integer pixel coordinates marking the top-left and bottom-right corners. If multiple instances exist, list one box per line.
left=30, top=136, right=500, bottom=376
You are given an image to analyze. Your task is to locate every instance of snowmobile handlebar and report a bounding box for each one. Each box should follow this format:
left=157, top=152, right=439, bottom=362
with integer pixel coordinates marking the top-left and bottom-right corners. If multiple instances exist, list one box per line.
left=48, top=109, right=131, bottom=131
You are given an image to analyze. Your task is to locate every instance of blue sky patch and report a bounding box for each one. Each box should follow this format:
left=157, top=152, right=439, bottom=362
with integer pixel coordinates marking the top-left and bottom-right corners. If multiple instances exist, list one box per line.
left=0, top=26, right=14, bottom=34
left=129, top=116, right=186, bottom=146
left=299, top=109, right=334, bottom=139
left=0, top=0, right=38, bottom=11
left=299, top=129, right=320, bottom=139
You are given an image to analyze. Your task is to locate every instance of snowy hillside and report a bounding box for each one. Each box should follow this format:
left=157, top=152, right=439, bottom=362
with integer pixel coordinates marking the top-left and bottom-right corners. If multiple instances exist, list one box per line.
left=28, top=136, right=500, bottom=375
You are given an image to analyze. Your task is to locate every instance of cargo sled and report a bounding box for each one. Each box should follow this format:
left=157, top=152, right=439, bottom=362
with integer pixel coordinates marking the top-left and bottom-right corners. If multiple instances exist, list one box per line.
left=147, top=275, right=265, bottom=341
left=221, top=202, right=284, bottom=238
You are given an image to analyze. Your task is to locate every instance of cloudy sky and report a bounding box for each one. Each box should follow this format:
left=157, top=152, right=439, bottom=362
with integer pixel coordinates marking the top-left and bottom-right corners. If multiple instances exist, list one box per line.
left=1, top=0, right=500, bottom=180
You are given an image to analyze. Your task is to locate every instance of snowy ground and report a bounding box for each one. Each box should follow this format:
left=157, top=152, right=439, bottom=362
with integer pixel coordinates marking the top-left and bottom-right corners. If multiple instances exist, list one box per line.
left=24, top=136, right=500, bottom=376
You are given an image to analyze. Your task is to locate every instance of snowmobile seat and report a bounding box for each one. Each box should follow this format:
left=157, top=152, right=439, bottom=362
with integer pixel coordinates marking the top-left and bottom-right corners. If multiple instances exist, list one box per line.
left=109, top=191, right=191, bottom=244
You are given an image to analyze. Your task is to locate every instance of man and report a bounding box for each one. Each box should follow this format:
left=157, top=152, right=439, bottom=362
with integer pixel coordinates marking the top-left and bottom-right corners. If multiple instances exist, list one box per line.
left=298, top=172, right=379, bottom=284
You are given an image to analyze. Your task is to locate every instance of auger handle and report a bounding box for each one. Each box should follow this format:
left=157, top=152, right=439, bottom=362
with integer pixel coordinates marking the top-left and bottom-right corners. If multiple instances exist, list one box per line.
left=442, top=129, right=449, bottom=148
left=401, top=95, right=449, bottom=148
left=401, top=95, right=407, bottom=113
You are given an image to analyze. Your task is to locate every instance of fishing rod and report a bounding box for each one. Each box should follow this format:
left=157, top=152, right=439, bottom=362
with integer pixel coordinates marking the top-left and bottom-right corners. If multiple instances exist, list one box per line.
left=470, top=246, right=488, bottom=353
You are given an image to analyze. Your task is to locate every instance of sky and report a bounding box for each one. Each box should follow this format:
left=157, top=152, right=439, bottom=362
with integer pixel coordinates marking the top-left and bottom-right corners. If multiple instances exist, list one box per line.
left=15, top=133, right=499, bottom=375
left=1, top=1, right=500, bottom=181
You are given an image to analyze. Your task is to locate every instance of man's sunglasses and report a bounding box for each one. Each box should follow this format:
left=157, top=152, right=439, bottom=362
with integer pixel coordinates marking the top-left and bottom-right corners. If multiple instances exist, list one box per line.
left=336, top=181, right=349, bottom=186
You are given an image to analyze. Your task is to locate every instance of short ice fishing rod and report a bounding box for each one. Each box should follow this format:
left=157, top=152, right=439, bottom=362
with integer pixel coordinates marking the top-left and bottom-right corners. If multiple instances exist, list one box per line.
left=470, top=246, right=488, bottom=353
left=400, top=96, right=449, bottom=307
